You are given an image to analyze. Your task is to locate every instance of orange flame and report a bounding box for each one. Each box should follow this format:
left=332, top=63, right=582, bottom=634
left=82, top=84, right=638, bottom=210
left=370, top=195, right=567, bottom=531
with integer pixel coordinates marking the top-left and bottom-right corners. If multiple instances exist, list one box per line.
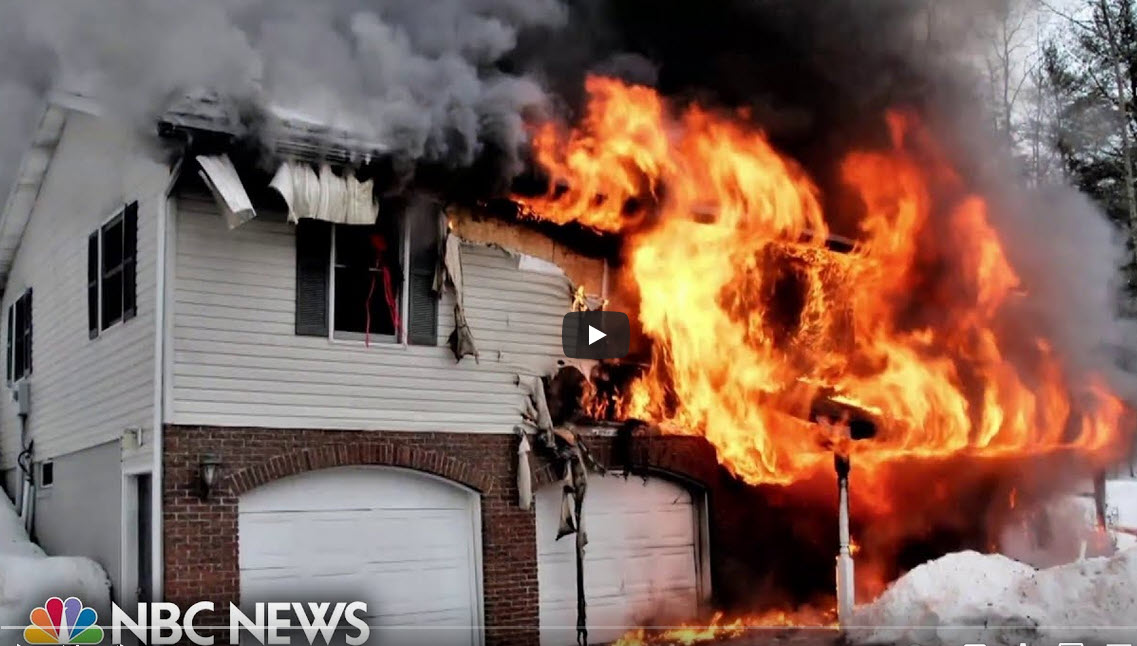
left=519, top=76, right=1130, bottom=491
left=611, top=608, right=837, bottom=646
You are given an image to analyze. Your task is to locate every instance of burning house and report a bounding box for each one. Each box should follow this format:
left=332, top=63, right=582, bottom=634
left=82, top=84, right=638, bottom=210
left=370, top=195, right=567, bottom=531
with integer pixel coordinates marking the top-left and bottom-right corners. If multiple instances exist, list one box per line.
left=1, top=1, right=1137, bottom=646
left=0, top=91, right=786, bottom=646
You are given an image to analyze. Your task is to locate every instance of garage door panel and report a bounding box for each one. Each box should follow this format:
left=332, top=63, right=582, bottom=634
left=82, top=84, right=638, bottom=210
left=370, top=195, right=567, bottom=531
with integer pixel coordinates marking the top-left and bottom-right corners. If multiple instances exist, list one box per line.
left=239, top=467, right=481, bottom=646
left=241, top=556, right=475, bottom=586
left=241, top=467, right=471, bottom=512
left=605, top=550, right=697, bottom=586
left=240, top=510, right=472, bottom=567
left=537, top=475, right=701, bottom=645
left=587, top=588, right=696, bottom=629
left=241, top=565, right=477, bottom=638
left=589, top=507, right=693, bottom=542
left=584, top=553, right=697, bottom=598
left=591, top=479, right=693, bottom=508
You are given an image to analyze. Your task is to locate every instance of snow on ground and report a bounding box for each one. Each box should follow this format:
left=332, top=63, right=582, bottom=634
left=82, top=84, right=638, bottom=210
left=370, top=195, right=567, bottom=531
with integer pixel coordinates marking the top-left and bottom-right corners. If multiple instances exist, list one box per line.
left=0, top=495, right=109, bottom=629
left=848, top=548, right=1137, bottom=646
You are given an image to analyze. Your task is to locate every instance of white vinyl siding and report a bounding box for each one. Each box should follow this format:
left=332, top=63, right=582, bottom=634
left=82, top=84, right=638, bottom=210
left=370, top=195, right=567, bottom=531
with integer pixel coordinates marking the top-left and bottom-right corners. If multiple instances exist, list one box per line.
left=0, top=112, right=164, bottom=465
left=169, top=200, right=572, bottom=432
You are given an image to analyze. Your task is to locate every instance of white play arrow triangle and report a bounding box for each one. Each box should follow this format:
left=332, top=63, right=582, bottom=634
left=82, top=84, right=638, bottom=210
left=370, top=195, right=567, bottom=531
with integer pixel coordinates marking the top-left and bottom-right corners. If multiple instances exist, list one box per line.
left=587, top=325, right=607, bottom=346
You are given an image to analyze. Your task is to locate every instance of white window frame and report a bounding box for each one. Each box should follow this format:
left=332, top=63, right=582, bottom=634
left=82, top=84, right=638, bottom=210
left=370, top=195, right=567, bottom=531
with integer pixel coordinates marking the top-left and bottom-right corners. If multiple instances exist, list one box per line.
left=327, top=216, right=411, bottom=346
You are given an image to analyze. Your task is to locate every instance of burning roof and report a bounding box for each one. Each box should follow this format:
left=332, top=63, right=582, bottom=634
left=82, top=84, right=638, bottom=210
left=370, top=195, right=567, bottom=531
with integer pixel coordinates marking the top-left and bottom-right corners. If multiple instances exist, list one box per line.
left=159, top=93, right=390, bottom=165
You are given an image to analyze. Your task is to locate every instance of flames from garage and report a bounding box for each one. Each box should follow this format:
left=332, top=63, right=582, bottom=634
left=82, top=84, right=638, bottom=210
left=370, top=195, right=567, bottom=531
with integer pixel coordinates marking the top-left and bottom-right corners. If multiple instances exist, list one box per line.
left=504, top=74, right=1137, bottom=641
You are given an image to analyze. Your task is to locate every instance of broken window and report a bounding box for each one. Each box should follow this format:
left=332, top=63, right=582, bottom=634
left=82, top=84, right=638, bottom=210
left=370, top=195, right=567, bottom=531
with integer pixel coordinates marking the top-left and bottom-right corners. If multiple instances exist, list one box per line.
left=332, top=218, right=403, bottom=341
left=88, top=202, right=138, bottom=337
left=6, top=288, right=31, bottom=382
left=294, top=201, right=440, bottom=345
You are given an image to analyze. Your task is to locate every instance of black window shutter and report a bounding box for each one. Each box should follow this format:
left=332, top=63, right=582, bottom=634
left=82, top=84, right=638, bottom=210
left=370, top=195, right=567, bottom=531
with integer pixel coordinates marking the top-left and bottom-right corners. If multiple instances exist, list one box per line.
left=295, top=219, right=331, bottom=336
left=5, top=305, right=12, bottom=381
left=87, top=231, right=99, bottom=338
left=407, top=211, right=440, bottom=346
left=123, top=201, right=138, bottom=320
left=24, top=289, right=31, bottom=375
left=12, top=298, right=22, bottom=380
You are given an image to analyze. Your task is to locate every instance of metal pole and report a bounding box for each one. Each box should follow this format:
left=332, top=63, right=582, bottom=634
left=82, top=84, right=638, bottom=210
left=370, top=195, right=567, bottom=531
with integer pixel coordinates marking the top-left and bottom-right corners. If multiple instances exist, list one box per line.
left=575, top=492, right=587, bottom=646
left=835, top=454, right=855, bottom=626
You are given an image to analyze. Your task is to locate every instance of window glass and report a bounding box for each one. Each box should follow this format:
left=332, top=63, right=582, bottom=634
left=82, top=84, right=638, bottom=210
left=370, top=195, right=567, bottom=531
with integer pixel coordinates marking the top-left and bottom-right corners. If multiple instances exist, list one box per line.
left=103, top=217, right=124, bottom=273
left=94, top=209, right=134, bottom=332
left=13, top=297, right=26, bottom=379
left=7, top=290, right=31, bottom=381
left=332, top=219, right=402, bottom=339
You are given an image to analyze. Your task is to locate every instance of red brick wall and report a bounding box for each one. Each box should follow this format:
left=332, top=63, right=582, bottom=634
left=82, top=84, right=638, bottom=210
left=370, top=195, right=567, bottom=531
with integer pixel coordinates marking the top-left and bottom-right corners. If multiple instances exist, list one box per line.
left=162, top=426, right=738, bottom=646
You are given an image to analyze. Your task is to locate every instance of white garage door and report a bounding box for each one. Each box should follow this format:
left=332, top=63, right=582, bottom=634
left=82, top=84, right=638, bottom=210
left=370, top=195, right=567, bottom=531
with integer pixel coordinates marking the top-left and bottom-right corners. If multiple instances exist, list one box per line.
left=239, top=466, right=482, bottom=646
left=536, top=475, right=702, bottom=645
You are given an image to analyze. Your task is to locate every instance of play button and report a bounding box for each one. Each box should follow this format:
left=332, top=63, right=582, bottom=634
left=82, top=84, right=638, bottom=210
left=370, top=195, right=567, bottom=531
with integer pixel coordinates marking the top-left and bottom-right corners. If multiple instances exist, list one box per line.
left=587, top=325, right=607, bottom=346
left=561, top=311, right=630, bottom=360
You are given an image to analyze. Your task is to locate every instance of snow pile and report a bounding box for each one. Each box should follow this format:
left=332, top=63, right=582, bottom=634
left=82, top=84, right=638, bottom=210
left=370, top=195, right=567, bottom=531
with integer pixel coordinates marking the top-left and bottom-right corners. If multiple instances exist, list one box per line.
left=0, top=495, right=109, bottom=628
left=848, top=548, right=1137, bottom=646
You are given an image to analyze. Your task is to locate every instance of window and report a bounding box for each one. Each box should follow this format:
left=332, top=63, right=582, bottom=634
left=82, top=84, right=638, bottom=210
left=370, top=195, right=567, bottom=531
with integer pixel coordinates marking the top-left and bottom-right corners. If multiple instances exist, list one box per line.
left=88, top=202, right=138, bottom=338
left=294, top=204, right=440, bottom=345
left=6, top=289, right=32, bottom=382
left=332, top=217, right=403, bottom=341
left=39, top=461, right=53, bottom=488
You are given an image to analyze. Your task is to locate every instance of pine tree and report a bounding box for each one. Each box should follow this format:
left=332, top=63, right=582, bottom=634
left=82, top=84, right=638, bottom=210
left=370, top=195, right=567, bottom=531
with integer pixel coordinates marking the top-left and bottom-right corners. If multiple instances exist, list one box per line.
left=1042, top=0, right=1137, bottom=293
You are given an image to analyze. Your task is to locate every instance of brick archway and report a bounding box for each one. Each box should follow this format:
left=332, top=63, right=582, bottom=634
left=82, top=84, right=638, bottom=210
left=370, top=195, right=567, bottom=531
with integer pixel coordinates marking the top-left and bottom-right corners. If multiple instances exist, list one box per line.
left=223, top=441, right=494, bottom=497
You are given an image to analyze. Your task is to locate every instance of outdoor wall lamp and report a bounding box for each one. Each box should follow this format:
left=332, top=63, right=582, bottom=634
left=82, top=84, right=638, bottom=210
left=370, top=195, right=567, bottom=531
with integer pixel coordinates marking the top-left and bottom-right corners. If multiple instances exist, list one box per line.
left=198, top=453, right=223, bottom=501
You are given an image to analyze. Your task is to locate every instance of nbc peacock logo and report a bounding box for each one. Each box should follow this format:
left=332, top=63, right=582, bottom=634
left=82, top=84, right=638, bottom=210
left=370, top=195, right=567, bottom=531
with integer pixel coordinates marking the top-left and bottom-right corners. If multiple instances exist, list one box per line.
left=23, top=597, right=104, bottom=644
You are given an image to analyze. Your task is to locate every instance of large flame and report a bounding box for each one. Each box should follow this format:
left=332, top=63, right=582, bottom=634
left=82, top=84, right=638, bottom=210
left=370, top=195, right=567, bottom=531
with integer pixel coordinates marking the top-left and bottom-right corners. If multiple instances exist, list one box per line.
left=519, top=76, right=1129, bottom=489
left=611, top=608, right=837, bottom=646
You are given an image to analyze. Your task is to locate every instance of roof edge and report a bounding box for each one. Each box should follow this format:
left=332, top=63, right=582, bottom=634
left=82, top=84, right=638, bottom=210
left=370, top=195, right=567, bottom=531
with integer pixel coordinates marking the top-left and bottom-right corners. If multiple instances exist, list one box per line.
left=0, top=99, right=69, bottom=293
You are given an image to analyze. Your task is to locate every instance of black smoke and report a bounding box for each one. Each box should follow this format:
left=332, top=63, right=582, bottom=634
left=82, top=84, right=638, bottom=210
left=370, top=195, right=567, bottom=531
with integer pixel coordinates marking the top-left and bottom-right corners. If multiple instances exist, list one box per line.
left=0, top=0, right=1006, bottom=200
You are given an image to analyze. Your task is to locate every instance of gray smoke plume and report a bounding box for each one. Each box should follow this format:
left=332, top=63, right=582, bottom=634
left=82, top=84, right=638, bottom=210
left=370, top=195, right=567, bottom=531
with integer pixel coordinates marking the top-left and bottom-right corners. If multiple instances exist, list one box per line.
left=0, top=0, right=567, bottom=188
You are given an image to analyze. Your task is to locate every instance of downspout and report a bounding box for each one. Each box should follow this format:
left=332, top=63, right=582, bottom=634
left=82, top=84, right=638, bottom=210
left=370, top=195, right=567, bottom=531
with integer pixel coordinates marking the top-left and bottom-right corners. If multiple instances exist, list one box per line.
left=16, top=380, right=33, bottom=533
left=151, top=151, right=185, bottom=602
left=17, top=436, right=33, bottom=533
